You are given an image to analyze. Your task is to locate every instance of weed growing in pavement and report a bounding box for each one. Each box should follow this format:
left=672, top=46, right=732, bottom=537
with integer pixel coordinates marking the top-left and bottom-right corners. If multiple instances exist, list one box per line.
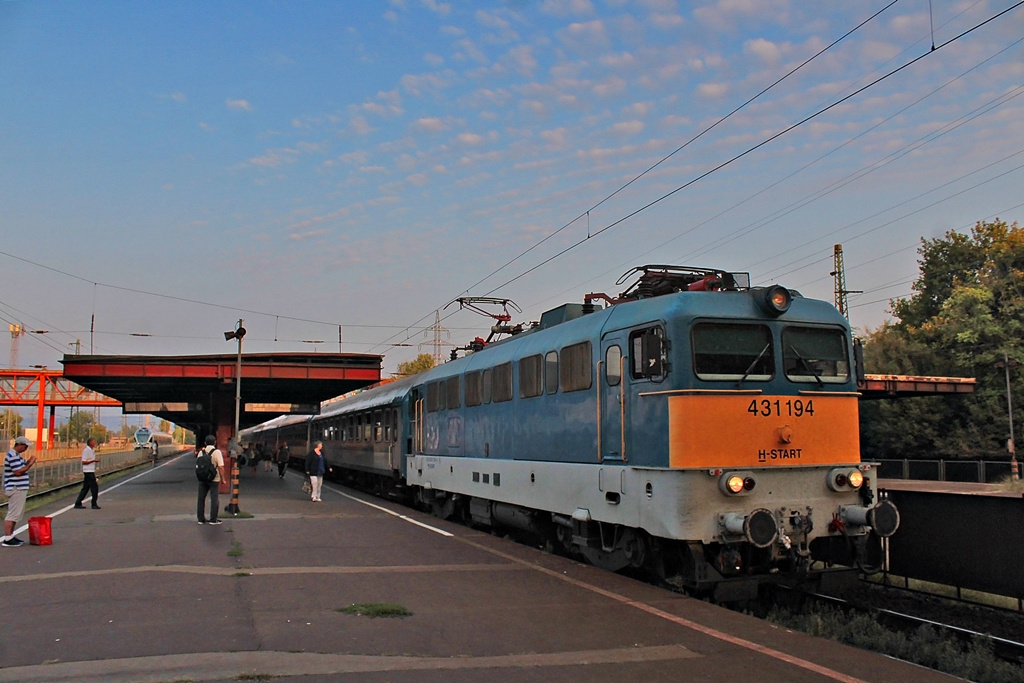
left=767, top=603, right=1024, bottom=683
left=227, top=540, right=243, bottom=558
left=337, top=603, right=413, bottom=618
left=235, top=673, right=271, bottom=680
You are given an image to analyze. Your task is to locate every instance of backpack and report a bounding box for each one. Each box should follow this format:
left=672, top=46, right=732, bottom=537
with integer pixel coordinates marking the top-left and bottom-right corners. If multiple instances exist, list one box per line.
left=195, top=447, right=217, bottom=483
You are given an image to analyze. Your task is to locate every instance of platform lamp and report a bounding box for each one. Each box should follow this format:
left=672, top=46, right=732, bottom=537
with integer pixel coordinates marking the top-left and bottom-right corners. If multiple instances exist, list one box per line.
left=224, top=319, right=246, bottom=514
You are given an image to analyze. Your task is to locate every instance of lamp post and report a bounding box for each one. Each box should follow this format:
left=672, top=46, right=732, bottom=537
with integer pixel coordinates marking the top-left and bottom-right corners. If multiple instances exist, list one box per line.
left=224, top=319, right=246, bottom=513
left=997, top=352, right=1018, bottom=480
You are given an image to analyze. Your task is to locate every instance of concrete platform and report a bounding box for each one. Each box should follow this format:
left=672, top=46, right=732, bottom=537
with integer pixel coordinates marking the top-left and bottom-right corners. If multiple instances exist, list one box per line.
left=0, top=455, right=955, bottom=682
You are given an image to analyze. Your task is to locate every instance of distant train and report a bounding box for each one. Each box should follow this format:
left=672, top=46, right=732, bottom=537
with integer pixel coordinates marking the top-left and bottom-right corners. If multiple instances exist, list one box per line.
left=133, top=428, right=176, bottom=460
left=244, top=265, right=899, bottom=599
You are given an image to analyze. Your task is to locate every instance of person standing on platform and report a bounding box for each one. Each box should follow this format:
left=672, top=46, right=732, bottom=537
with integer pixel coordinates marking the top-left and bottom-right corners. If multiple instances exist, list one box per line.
left=276, top=441, right=290, bottom=479
left=304, top=441, right=328, bottom=502
left=196, top=435, right=225, bottom=525
left=3, top=436, right=36, bottom=547
left=73, top=437, right=101, bottom=509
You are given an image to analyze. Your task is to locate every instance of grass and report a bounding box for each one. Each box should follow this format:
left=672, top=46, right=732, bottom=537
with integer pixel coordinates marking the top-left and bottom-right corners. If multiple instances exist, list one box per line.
left=767, top=603, right=1024, bottom=683
left=227, top=540, right=244, bottom=558
left=337, top=602, right=413, bottom=618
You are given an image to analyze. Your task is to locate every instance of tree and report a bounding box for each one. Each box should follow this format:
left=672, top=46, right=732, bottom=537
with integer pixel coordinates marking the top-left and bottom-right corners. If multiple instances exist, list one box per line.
left=58, top=410, right=108, bottom=444
left=396, top=353, right=436, bottom=377
left=860, top=219, right=1022, bottom=460
left=1, top=409, right=24, bottom=440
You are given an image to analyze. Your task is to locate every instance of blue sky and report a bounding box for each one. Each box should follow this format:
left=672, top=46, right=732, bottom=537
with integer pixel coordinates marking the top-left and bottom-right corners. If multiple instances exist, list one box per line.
left=2, top=0, right=1023, bottom=382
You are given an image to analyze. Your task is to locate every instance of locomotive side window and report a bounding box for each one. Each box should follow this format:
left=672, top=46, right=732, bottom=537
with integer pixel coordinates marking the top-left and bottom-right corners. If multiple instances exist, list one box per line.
left=427, top=382, right=440, bottom=413
left=605, top=345, right=622, bottom=386
left=446, top=376, right=461, bottom=409
left=783, top=327, right=850, bottom=384
left=482, top=368, right=492, bottom=404
left=519, top=354, right=543, bottom=398
left=693, top=323, right=773, bottom=381
left=465, top=370, right=482, bottom=406
left=545, top=351, right=558, bottom=394
left=561, top=341, right=593, bottom=392
left=493, top=362, right=513, bottom=402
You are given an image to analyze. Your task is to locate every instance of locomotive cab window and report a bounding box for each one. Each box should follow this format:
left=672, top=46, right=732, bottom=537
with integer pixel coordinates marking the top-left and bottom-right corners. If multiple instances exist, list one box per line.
left=693, top=323, right=773, bottom=381
left=630, top=326, right=665, bottom=380
left=783, top=327, right=849, bottom=384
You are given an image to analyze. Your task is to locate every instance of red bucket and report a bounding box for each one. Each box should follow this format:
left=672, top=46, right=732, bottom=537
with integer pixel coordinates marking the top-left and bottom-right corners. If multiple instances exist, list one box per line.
left=28, top=516, right=52, bottom=546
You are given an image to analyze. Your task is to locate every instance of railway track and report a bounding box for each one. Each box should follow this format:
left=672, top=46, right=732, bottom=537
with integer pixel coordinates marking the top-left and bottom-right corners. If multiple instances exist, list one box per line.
left=770, top=583, right=1024, bottom=666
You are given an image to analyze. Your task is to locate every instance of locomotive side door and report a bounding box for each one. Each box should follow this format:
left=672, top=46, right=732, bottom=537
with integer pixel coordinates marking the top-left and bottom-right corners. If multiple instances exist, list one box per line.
left=599, top=331, right=628, bottom=462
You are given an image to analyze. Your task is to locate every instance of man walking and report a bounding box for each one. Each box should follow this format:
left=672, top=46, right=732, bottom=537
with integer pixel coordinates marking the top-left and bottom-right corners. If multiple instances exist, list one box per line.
left=276, top=441, right=290, bottom=478
left=3, top=436, right=36, bottom=547
left=196, top=435, right=225, bottom=525
left=73, top=437, right=101, bottom=509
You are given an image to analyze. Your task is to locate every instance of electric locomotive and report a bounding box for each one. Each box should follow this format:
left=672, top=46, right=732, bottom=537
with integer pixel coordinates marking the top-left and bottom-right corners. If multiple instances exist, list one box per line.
left=258, top=266, right=899, bottom=599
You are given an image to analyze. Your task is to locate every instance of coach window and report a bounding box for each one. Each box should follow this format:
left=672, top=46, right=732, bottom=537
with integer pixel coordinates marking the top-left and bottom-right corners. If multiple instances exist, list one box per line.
left=561, top=341, right=593, bottom=392
left=493, top=362, right=513, bottom=402
left=446, top=376, right=461, bottom=409
left=545, top=351, right=558, bottom=394
left=519, top=354, right=543, bottom=398
left=693, top=323, right=773, bottom=381
left=605, top=345, right=622, bottom=386
left=373, top=410, right=382, bottom=441
left=783, top=326, right=849, bottom=384
left=482, top=367, right=493, bottom=404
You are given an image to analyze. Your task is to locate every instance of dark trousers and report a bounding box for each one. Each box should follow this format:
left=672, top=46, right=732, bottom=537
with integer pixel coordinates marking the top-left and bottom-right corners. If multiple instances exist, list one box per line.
left=197, top=480, right=219, bottom=523
left=75, top=472, right=99, bottom=506
left=277, top=460, right=287, bottom=477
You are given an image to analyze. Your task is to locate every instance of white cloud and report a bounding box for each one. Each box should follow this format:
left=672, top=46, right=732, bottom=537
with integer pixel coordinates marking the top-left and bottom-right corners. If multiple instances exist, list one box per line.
left=457, top=132, right=485, bottom=145
left=425, top=52, right=444, bottom=67
left=421, top=0, right=451, bottom=15
left=612, top=120, right=644, bottom=135
left=649, top=12, right=684, bottom=29
left=696, top=82, right=728, bottom=99
left=413, top=117, right=447, bottom=132
left=540, top=0, right=595, bottom=16
left=592, top=76, right=627, bottom=97
left=406, top=172, right=430, bottom=186
left=249, top=148, right=298, bottom=167
left=226, top=99, right=252, bottom=111
left=349, top=116, right=373, bottom=135
left=745, top=37, right=781, bottom=65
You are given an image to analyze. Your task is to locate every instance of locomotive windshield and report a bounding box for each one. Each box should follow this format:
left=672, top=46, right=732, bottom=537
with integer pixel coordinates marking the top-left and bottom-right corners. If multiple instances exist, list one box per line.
left=692, top=323, right=773, bottom=381
left=782, top=327, right=849, bottom=384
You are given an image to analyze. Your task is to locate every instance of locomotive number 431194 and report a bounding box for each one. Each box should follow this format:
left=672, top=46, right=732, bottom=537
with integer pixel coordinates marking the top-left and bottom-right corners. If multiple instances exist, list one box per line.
left=747, top=398, right=814, bottom=418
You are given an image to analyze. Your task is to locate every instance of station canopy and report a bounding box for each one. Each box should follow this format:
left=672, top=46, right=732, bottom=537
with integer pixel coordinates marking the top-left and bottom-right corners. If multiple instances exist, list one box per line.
left=61, top=352, right=382, bottom=433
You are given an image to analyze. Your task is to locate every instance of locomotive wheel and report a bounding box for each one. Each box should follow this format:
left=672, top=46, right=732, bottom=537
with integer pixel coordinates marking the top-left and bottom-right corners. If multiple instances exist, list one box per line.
left=622, top=529, right=650, bottom=569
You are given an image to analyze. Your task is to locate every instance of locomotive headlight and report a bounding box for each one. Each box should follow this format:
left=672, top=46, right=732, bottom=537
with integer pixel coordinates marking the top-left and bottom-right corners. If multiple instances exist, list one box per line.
left=720, top=471, right=756, bottom=496
left=758, top=285, right=792, bottom=316
left=827, top=467, right=863, bottom=491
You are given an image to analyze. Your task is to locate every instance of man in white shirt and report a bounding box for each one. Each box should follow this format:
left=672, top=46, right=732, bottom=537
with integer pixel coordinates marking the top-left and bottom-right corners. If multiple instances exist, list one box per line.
left=73, top=437, right=100, bottom=509
left=197, top=435, right=225, bottom=525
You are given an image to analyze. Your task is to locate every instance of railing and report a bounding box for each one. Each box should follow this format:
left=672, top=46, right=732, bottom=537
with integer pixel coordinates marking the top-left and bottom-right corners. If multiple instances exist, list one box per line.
left=2, top=446, right=188, bottom=504
left=875, top=458, right=1019, bottom=483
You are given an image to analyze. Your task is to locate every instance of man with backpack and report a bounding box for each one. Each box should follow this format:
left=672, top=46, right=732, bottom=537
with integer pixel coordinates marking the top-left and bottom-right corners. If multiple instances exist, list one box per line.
left=195, top=434, right=225, bottom=525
